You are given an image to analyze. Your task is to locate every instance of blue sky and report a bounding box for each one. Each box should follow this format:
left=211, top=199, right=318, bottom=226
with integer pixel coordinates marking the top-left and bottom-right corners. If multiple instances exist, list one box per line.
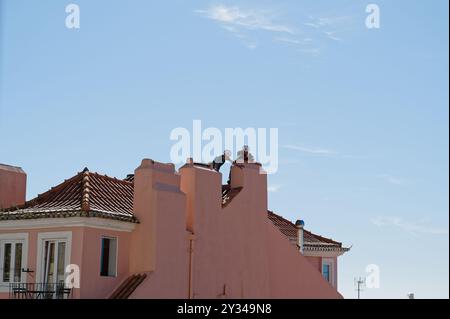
left=0, top=0, right=448, bottom=298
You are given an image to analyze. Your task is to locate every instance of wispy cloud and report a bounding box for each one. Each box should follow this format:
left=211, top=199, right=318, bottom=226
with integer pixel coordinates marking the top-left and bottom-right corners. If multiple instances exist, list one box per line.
left=371, top=216, right=448, bottom=236
left=304, top=15, right=352, bottom=43
left=274, top=37, right=301, bottom=45
left=278, top=158, right=302, bottom=165
left=323, top=31, right=341, bottom=41
left=274, top=36, right=314, bottom=46
left=196, top=5, right=294, bottom=34
left=196, top=4, right=354, bottom=54
left=378, top=174, right=405, bottom=185
left=282, top=144, right=338, bottom=156
left=268, top=184, right=282, bottom=193
left=304, top=16, right=351, bottom=29
left=297, top=48, right=321, bottom=56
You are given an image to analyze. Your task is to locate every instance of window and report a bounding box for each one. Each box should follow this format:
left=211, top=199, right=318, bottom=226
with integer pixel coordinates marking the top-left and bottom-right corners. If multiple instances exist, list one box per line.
left=1, top=241, right=25, bottom=283
left=43, top=240, right=67, bottom=284
left=100, top=237, right=117, bottom=277
left=37, top=232, right=72, bottom=285
left=322, top=263, right=330, bottom=282
left=0, top=233, right=28, bottom=290
left=321, top=258, right=335, bottom=287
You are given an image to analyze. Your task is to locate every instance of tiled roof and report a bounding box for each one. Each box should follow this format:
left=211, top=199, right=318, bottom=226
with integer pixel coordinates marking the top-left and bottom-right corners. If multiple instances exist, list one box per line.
left=124, top=174, right=243, bottom=208
left=222, top=185, right=243, bottom=207
left=0, top=168, right=137, bottom=223
left=0, top=169, right=347, bottom=252
left=267, top=211, right=350, bottom=253
left=109, top=273, right=147, bottom=299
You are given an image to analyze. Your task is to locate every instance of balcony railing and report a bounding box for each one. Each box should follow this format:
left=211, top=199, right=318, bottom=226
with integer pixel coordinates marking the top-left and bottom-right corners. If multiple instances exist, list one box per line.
left=9, top=283, right=72, bottom=299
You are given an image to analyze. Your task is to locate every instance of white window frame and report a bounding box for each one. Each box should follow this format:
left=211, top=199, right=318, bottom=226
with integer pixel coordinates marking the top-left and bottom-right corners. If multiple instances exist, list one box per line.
left=100, top=236, right=118, bottom=278
left=321, top=258, right=336, bottom=288
left=36, top=231, right=72, bottom=285
left=0, top=233, right=28, bottom=292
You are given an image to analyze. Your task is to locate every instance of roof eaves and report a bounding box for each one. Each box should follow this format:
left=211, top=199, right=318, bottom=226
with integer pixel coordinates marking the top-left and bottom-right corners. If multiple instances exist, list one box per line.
left=0, top=209, right=139, bottom=223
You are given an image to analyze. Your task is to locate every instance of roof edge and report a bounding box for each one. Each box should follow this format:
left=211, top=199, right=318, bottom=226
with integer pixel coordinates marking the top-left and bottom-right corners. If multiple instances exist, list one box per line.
left=0, top=163, right=25, bottom=174
left=267, top=210, right=345, bottom=247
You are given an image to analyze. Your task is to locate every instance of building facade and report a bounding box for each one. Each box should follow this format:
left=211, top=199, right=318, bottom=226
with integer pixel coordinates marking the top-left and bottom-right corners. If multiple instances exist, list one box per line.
left=0, top=159, right=349, bottom=299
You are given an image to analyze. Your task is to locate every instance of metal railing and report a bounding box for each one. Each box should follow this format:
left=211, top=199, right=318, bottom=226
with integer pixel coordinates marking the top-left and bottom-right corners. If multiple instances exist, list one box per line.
left=9, top=283, right=72, bottom=299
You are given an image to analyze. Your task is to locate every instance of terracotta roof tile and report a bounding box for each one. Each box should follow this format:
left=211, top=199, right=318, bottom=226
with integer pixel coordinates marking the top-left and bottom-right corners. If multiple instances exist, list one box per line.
left=267, top=211, right=350, bottom=252
left=109, top=273, right=147, bottom=299
left=222, top=185, right=243, bottom=207
left=0, top=169, right=347, bottom=251
left=0, top=168, right=137, bottom=223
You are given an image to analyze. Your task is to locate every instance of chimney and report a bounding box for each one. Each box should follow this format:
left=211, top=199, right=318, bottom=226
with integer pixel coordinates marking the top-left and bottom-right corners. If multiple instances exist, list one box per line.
left=0, top=164, right=27, bottom=210
left=129, top=159, right=187, bottom=274
left=295, top=220, right=305, bottom=254
left=179, top=157, right=222, bottom=233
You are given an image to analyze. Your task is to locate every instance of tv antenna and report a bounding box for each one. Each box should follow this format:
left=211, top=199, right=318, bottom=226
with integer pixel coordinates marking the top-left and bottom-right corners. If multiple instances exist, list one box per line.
left=354, top=277, right=366, bottom=299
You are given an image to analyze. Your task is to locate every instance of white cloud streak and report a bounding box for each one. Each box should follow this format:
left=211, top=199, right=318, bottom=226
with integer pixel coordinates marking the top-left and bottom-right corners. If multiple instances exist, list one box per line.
left=196, top=5, right=354, bottom=53
left=323, top=31, right=341, bottom=41
left=379, top=174, right=405, bottom=185
left=274, top=37, right=313, bottom=45
left=304, top=16, right=351, bottom=29
left=196, top=5, right=294, bottom=34
left=371, top=216, right=448, bottom=236
left=274, top=37, right=301, bottom=45
left=282, top=144, right=338, bottom=156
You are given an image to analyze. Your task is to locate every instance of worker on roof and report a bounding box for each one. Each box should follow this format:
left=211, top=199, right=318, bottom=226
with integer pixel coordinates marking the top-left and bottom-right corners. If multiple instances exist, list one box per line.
left=211, top=150, right=232, bottom=172
left=235, top=145, right=255, bottom=164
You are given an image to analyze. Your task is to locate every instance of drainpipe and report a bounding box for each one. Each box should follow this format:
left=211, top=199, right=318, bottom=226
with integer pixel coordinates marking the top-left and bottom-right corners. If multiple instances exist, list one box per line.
left=187, top=232, right=195, bottom=299
left=295, top=220, right=305, bottom=254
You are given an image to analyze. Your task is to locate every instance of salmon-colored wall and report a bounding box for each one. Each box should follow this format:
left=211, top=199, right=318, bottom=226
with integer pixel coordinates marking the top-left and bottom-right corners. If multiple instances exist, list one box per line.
left=305, top=256, right=339, bottom=290
left=178, top=163, right=272, bottom=298
left=306, top=256, right=322, bottom=271
left=128, top=162, right=342, bottom=299
left=79, top=228, right=131, bottom=299
left=0, top=227, right=84, bottom=299
left=0, top=226, right=131, bottom=299
left=0, top=165, right=26, bottom=210
left=129, top=160, right=189, bottom=299
left=265, top=227, right=340, bottom=298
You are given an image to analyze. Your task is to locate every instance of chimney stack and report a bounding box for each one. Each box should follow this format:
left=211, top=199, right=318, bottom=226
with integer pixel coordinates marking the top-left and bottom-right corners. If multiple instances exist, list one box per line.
left=130, top=159, right=186, bottom=274
left=295, top=220, right=305, bottom=254
left=0, top=164, right=26, bottom=210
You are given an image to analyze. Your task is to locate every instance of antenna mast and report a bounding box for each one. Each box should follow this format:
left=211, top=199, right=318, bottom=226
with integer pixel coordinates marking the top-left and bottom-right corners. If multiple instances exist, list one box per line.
left=354, top=277, right=365, bottom=299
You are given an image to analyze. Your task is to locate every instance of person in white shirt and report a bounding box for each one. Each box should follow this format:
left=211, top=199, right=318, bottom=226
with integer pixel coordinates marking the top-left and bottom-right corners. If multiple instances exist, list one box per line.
left=235, top=145, right=255, bottom=164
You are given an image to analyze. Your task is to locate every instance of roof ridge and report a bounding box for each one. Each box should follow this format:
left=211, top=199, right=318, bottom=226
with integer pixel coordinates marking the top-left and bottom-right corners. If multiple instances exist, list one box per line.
left=1, top=168, right=135, bottom=214
left=81, top=168, right=91, bottom=212
left=89, top=171, right=134, bottom=186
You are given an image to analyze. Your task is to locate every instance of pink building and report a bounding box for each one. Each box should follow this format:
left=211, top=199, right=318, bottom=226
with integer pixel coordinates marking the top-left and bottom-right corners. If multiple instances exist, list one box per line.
left=0, top=159, right=349, bottom=299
